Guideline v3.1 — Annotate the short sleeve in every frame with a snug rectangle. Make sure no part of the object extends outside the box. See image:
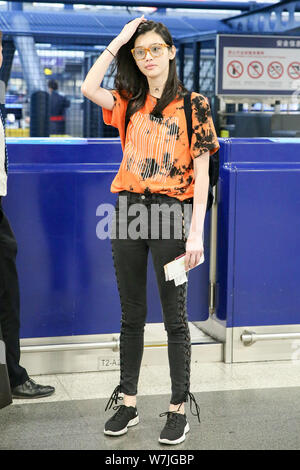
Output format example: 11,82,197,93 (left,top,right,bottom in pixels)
190,93,220,160
102,90,128,150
